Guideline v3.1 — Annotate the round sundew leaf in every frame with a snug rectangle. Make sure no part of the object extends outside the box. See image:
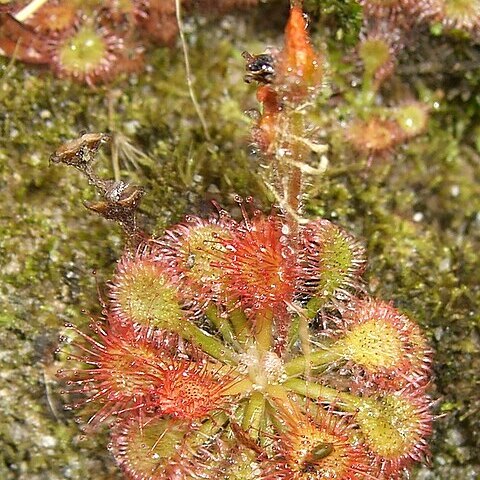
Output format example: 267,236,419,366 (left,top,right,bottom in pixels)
111,416,192,480
359,38,391,76
333,298,432,390
110,256,185,330
59,25,107,74
355,390,433,475
302,219,366,301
